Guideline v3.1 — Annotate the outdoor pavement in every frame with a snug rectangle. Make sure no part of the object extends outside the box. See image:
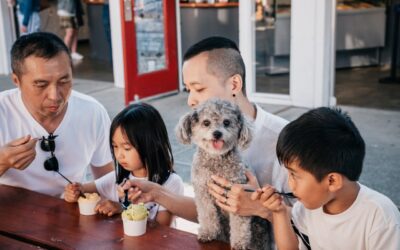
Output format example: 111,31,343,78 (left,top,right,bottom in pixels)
1,75,399,233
